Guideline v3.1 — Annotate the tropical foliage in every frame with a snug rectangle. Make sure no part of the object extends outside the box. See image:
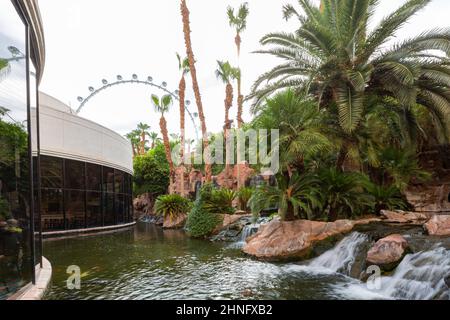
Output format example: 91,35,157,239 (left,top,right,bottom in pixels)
155,194,192,220
133,143,170,197
249,0,450,162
